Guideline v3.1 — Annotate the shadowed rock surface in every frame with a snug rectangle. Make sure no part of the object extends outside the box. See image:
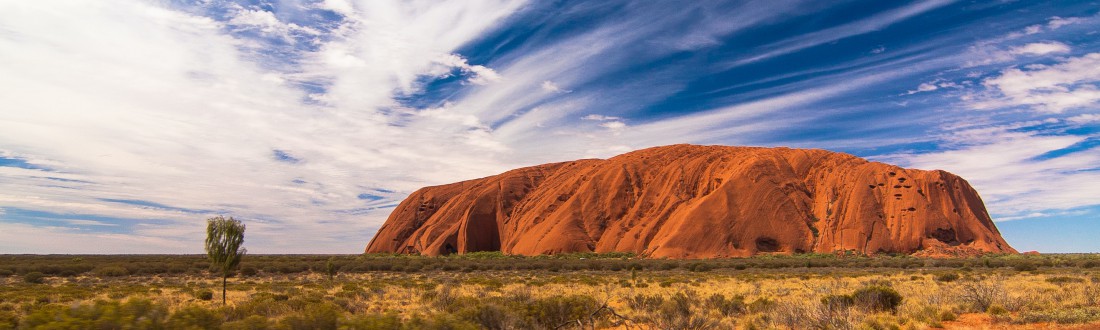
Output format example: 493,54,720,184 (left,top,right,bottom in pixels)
366,144,1015,258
